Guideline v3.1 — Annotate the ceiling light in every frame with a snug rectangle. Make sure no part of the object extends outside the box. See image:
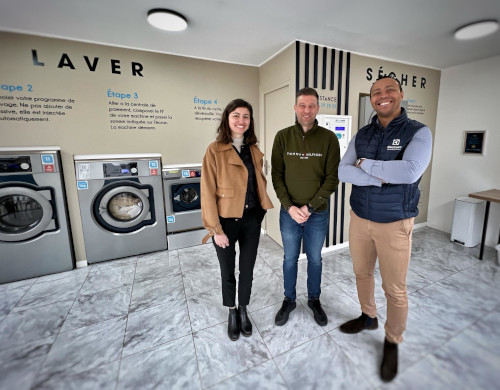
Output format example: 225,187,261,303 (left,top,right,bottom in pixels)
147,9,188,32
454,20,499,40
